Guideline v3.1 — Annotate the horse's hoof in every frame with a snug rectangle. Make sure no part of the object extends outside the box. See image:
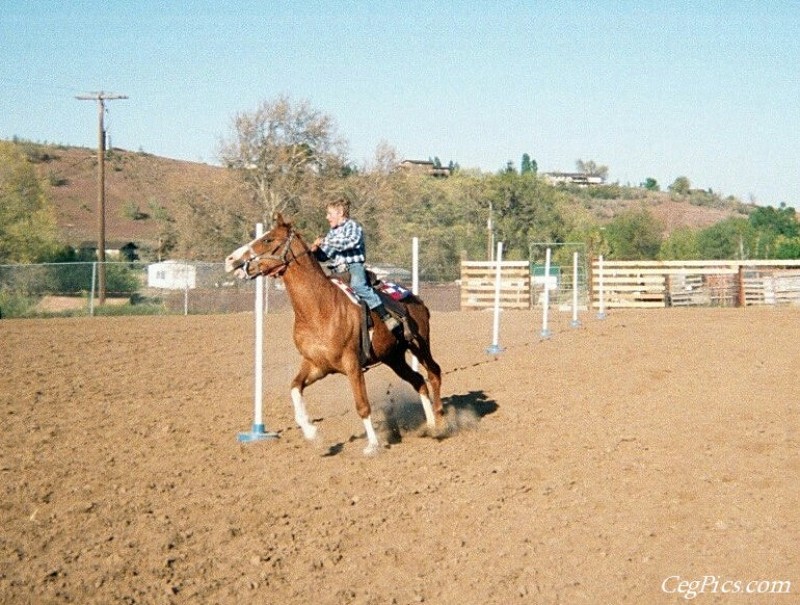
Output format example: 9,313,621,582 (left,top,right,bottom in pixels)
362,442,382,457
301,424,318,441
431,419,449,440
